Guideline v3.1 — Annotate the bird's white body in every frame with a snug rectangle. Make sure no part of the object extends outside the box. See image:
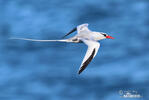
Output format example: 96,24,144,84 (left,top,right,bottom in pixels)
67,24,106,43
11,23,114,74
